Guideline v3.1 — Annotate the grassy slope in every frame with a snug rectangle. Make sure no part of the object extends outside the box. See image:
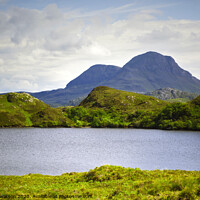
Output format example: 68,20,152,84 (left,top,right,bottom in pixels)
80,86,168,112
1,88,200,130
0,93,70,127
0,165,199,199
76,86,200,130
166,98,189,103
190,95,200,107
